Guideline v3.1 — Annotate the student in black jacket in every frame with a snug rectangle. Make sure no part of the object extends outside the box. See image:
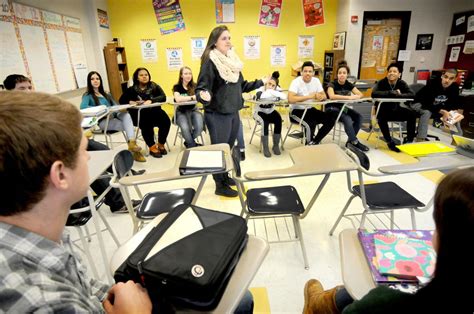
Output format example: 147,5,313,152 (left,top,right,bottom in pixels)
196,25,266,197
371,63,416,152
119,68,170,158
